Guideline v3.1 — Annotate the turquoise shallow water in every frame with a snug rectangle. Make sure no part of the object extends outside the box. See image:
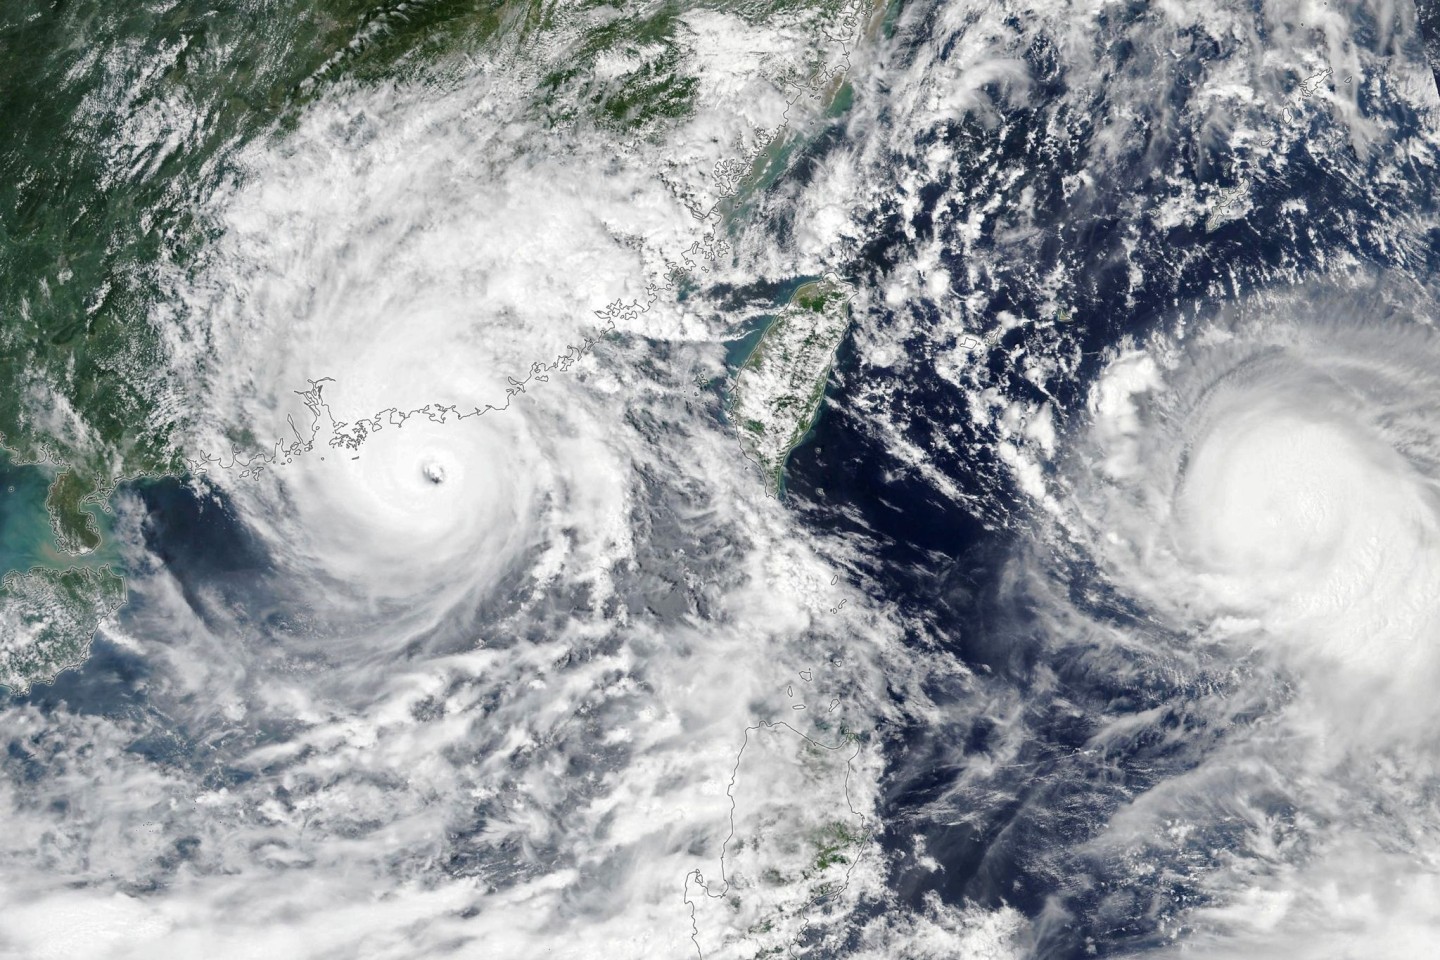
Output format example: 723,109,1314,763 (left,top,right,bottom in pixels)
0,453,120,573
0,0,526,587
721,274,827,369
0,455,59,574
